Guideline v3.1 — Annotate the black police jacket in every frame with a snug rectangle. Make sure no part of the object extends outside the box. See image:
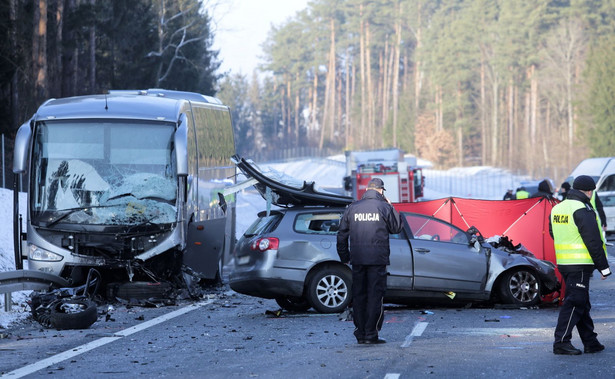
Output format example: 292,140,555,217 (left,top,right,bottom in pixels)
336,189,403,265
